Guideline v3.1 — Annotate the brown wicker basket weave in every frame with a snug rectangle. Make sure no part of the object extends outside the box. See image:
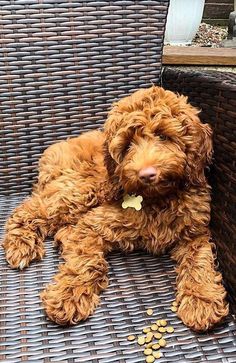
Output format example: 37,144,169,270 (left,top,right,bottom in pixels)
162,67,236,316
1,1,236,362
0,0,168,195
